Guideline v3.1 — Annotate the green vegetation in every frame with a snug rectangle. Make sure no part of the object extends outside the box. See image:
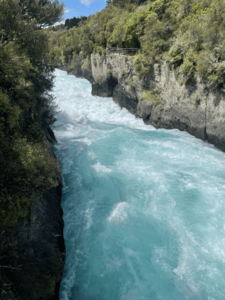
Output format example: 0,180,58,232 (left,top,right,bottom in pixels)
49,0,225,92
0,0,64,299
65,16,87,29
140,90,162,105
126,78,137,93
